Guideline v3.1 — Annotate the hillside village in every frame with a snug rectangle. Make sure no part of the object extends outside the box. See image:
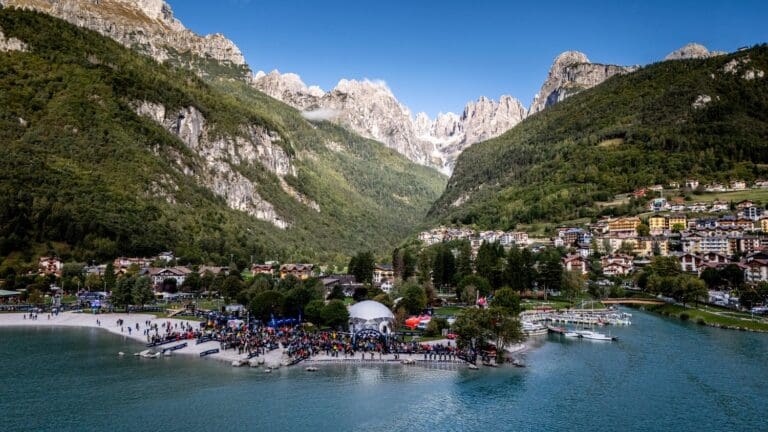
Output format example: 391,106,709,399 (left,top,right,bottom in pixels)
418,182,768,290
